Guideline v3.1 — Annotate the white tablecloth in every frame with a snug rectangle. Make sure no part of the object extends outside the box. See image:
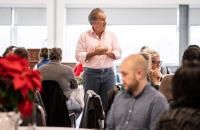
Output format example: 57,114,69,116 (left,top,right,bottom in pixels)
19,126,95,130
